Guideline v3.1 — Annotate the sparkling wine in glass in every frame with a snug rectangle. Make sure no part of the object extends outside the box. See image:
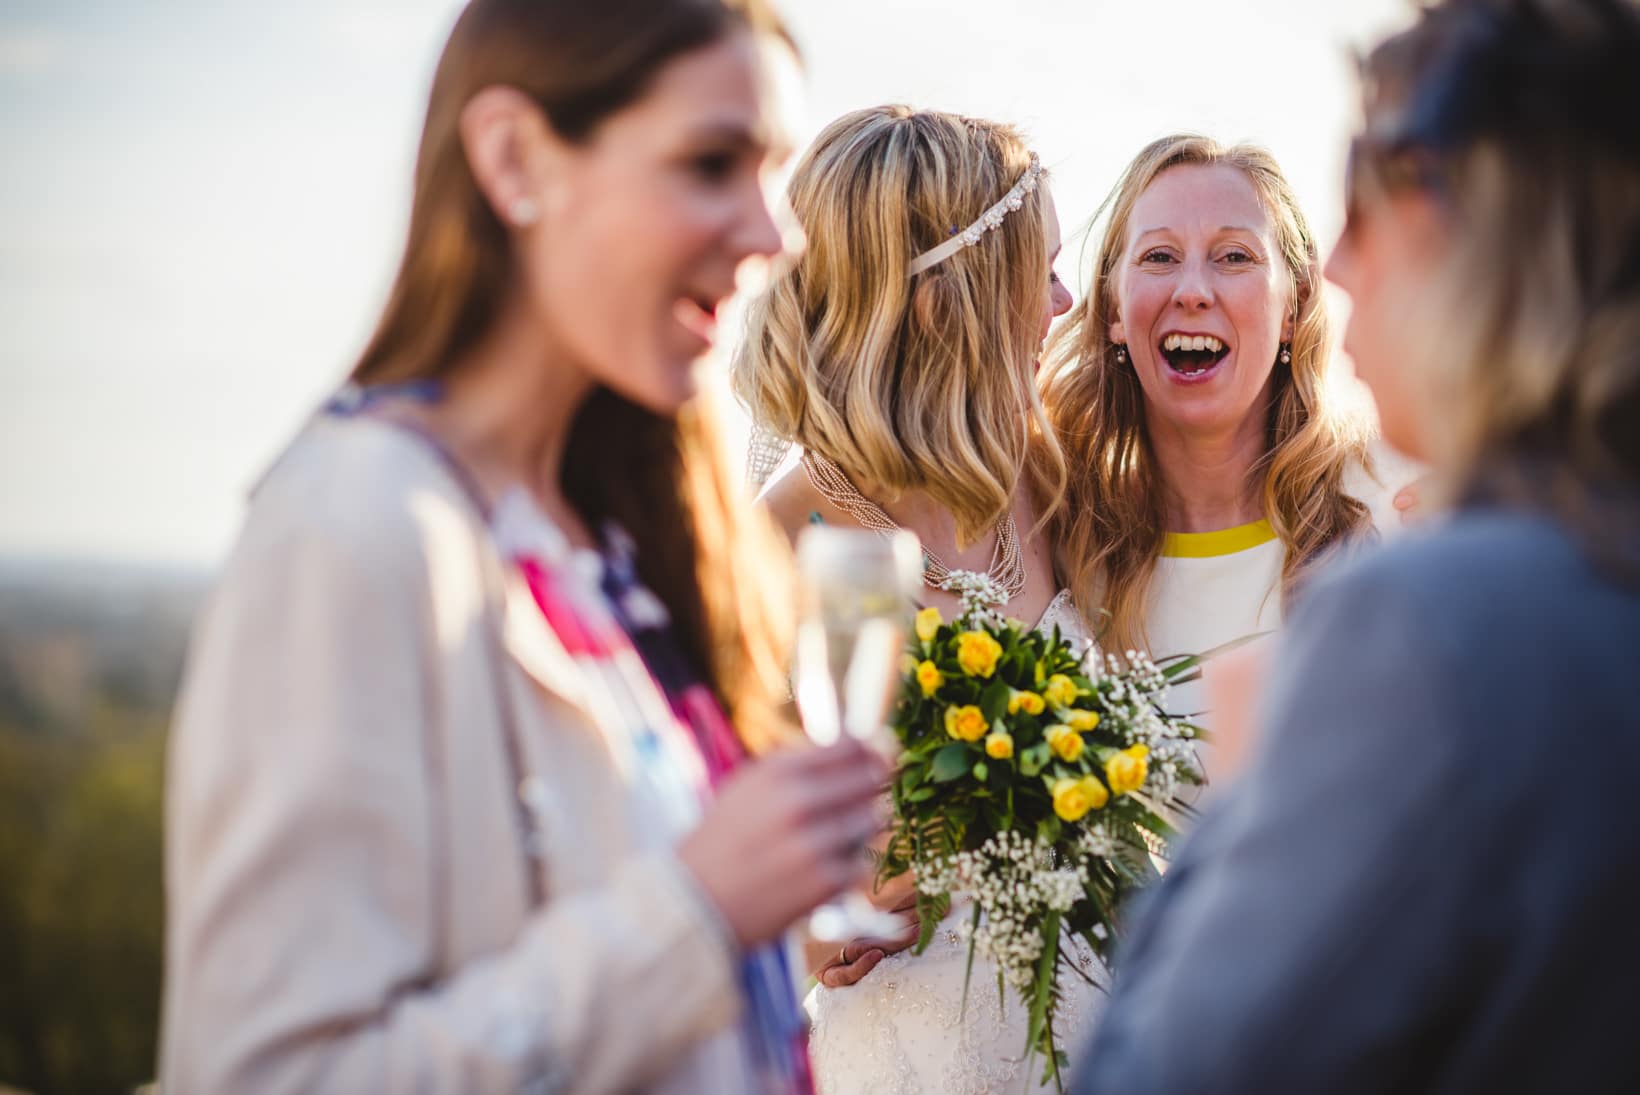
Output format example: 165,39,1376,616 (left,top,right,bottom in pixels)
792,525,923,942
